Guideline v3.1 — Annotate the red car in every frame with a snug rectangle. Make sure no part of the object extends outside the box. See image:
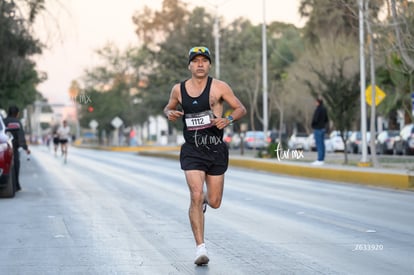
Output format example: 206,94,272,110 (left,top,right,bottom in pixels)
0,117,16,198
